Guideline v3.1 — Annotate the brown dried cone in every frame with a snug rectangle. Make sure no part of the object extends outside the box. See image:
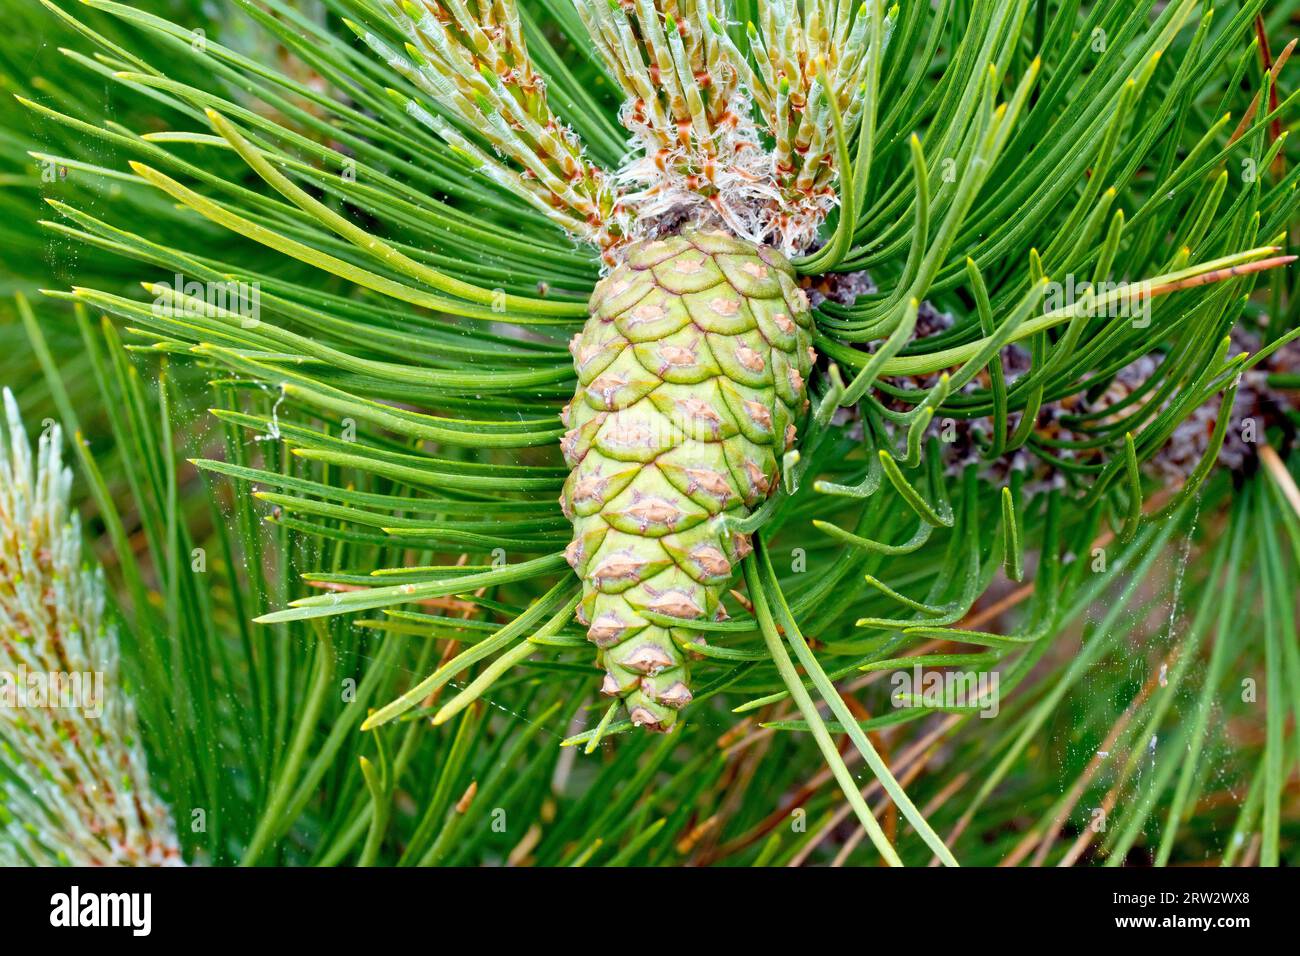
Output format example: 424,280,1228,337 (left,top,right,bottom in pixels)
560,228,815,730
